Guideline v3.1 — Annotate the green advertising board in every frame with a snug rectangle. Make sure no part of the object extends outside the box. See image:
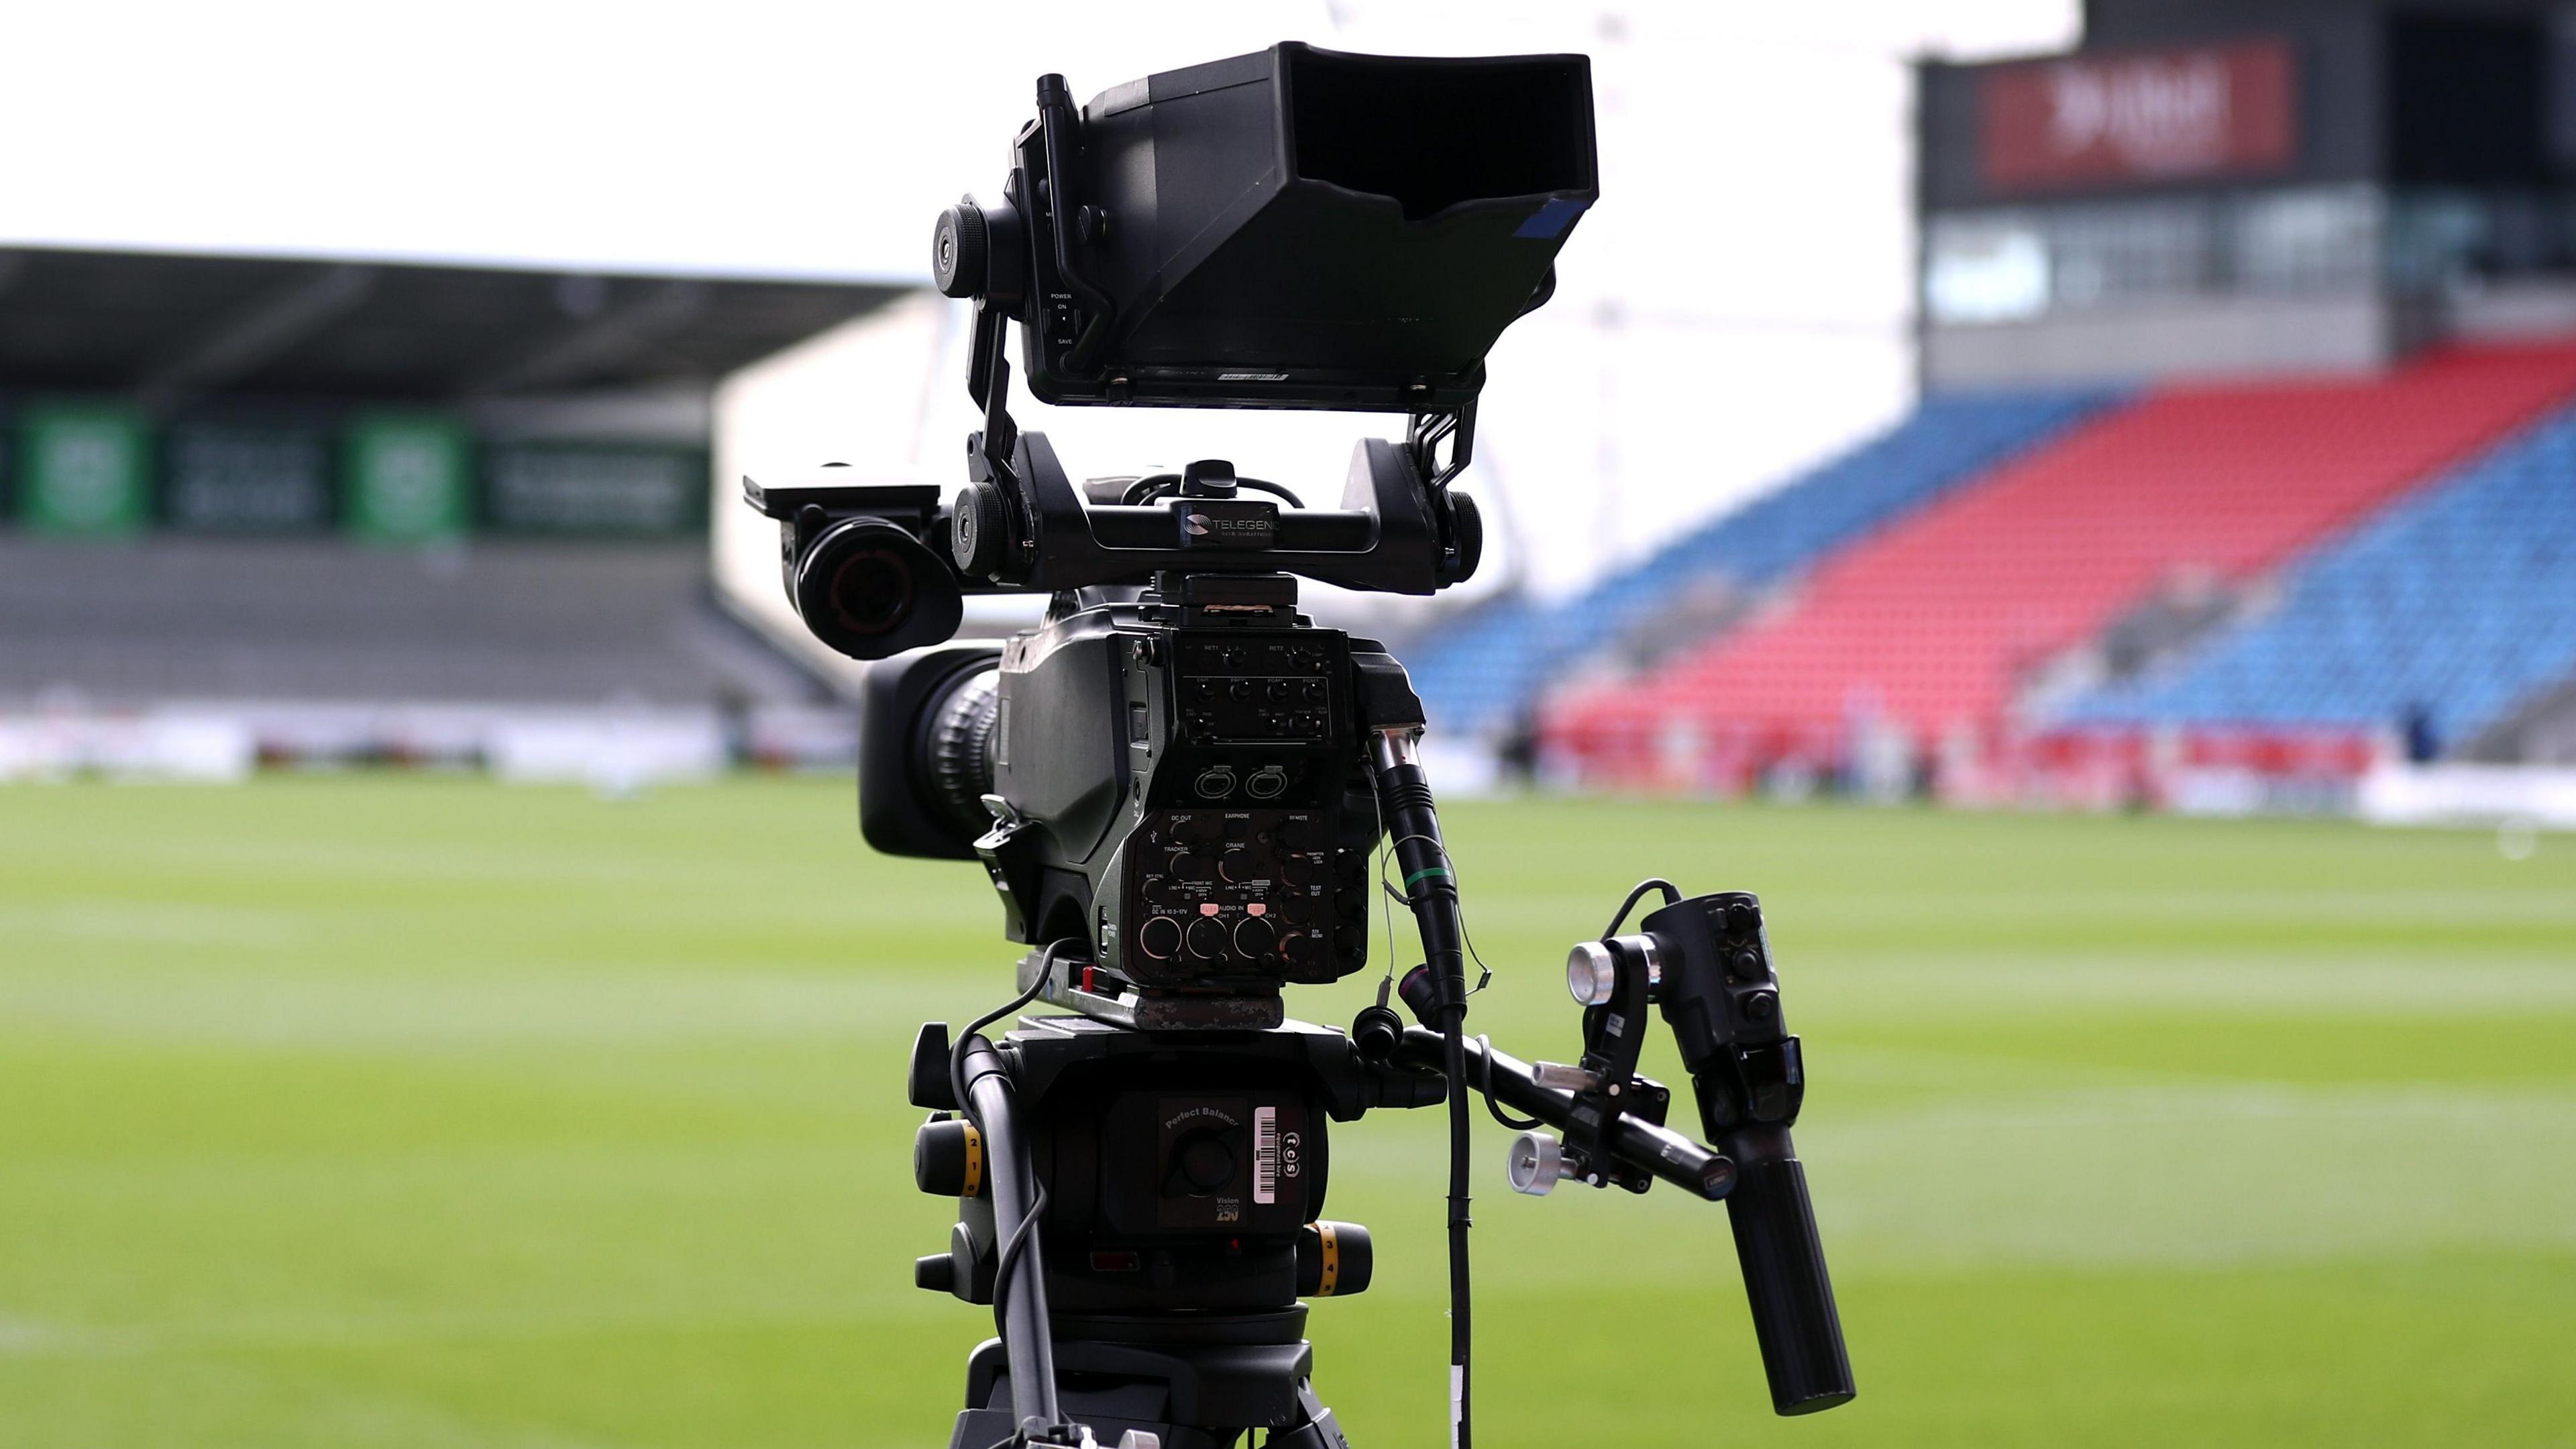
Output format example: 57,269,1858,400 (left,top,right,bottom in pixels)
164,423,333,533
18,402,150,537
482,444,707,536
343,413,470,543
